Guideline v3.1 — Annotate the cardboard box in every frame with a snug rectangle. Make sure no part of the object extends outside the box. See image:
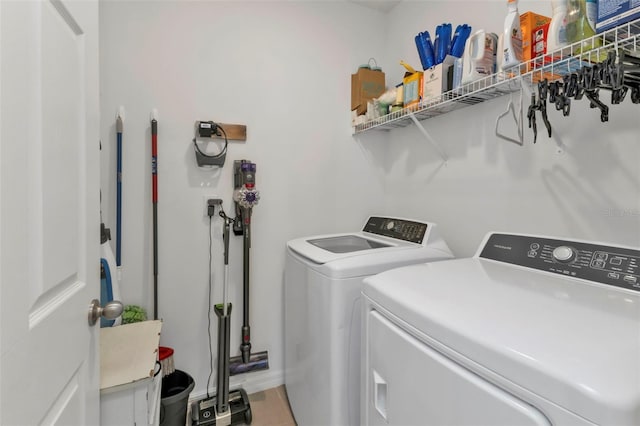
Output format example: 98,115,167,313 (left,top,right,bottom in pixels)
596,0,640,34
403,71,423,107
351,67,385,115
520,11,551,63
422,55,455,102
530,22,563,82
